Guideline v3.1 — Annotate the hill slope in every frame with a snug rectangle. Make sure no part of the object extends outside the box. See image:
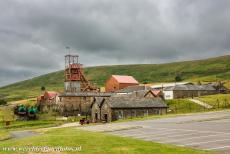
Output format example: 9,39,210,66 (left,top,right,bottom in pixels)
0,55,229,101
